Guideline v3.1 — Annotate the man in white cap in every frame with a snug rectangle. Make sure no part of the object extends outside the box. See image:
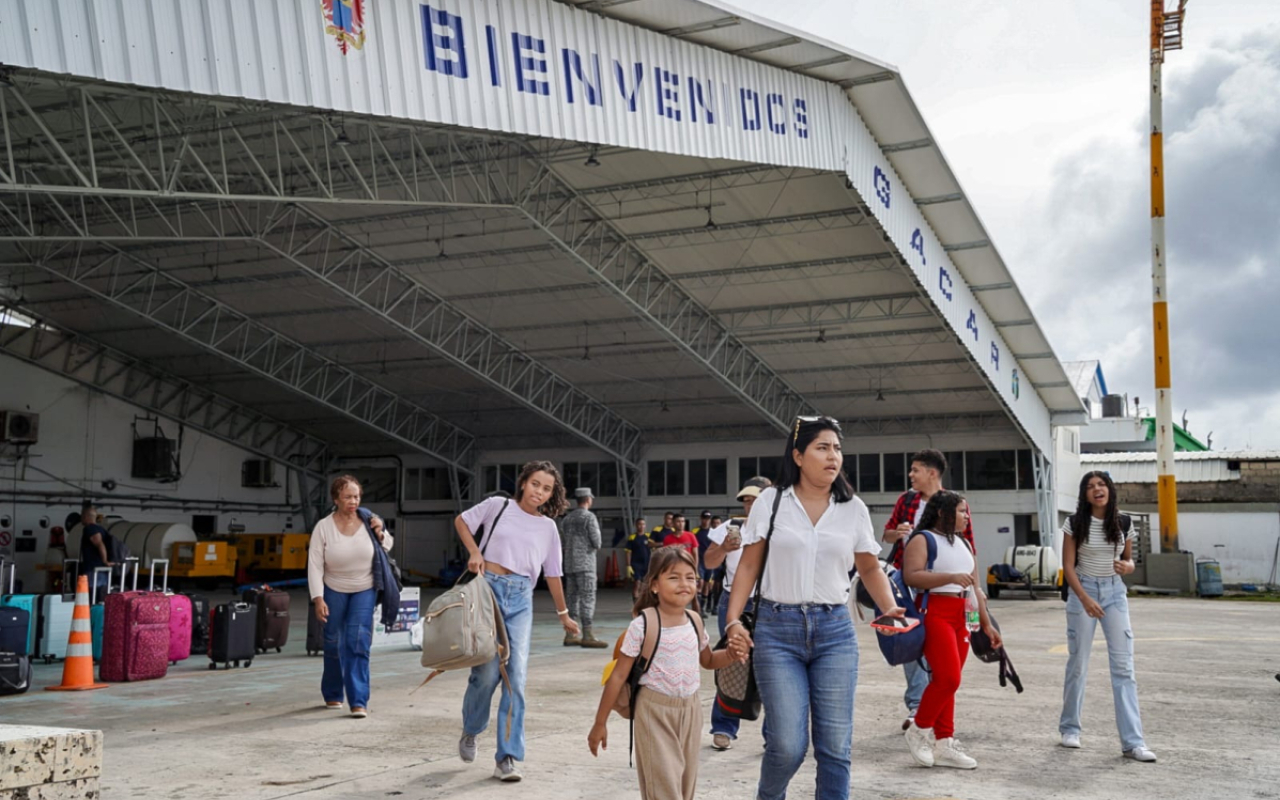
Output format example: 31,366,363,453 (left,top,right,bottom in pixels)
559,487,607,648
